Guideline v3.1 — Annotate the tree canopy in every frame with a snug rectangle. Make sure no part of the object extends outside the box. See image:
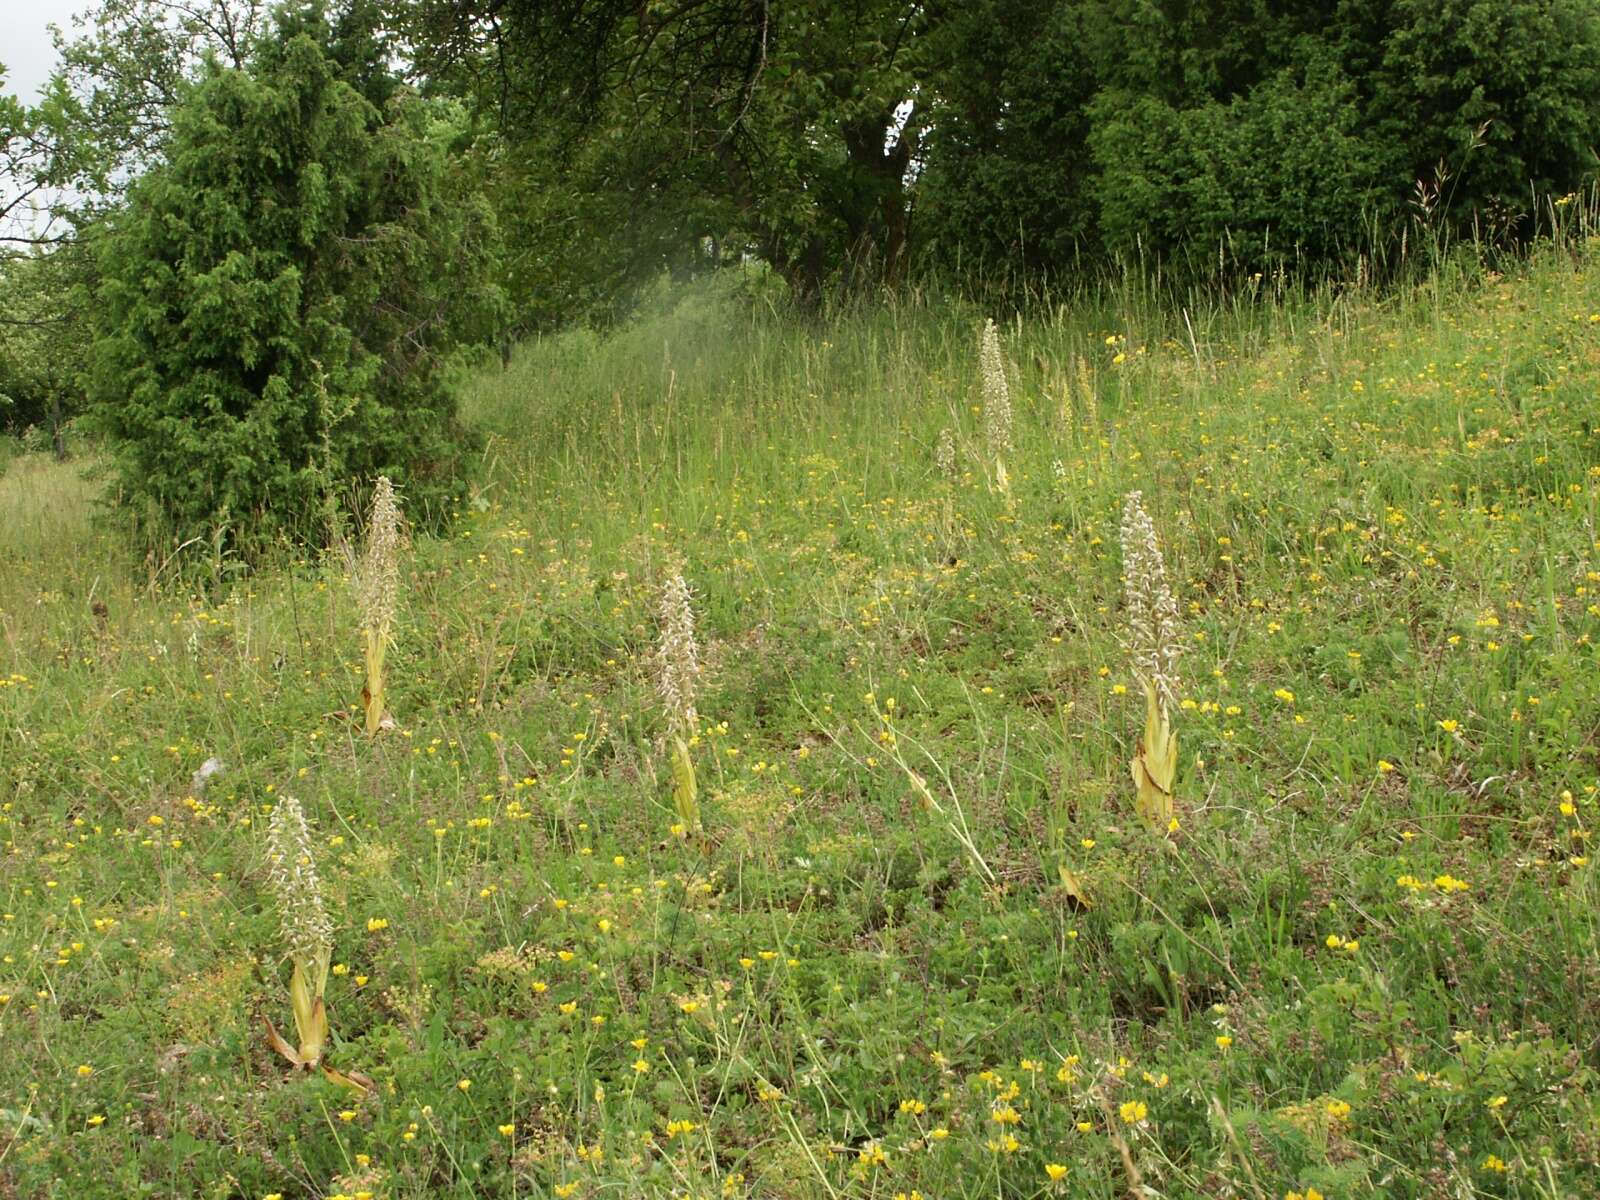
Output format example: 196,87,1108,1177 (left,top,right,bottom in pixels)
12,0,1600,330
406,0,1600,313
